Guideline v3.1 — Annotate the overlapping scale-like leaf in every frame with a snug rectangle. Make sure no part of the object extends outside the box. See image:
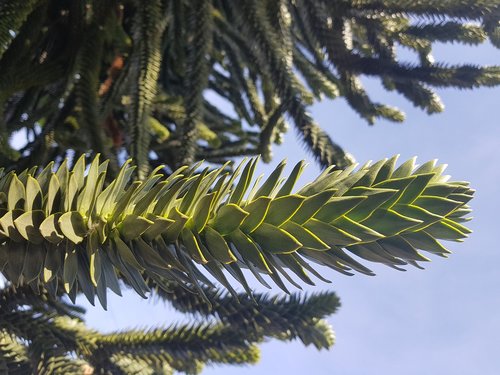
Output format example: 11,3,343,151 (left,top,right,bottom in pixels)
0,155,473,306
